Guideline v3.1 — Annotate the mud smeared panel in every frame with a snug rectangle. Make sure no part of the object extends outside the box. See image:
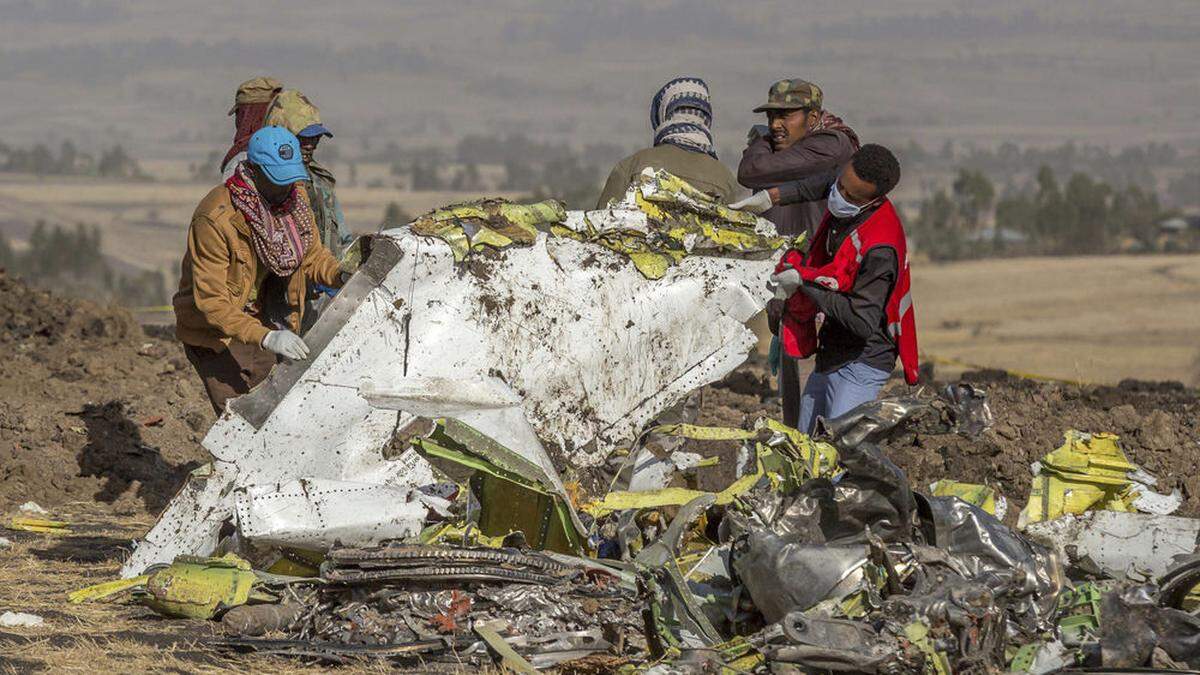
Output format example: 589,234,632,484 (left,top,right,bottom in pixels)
230,239,405,429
